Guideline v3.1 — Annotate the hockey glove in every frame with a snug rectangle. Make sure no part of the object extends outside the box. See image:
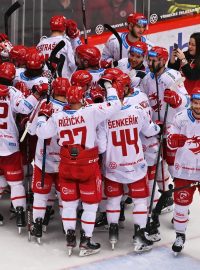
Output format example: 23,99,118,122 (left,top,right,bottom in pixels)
15,81,31,98
32,83,48,99
100,59,112,69
0,85,9,96
38,101,53,118
167,134,187,149
164,89,182,108
98,74,114,89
